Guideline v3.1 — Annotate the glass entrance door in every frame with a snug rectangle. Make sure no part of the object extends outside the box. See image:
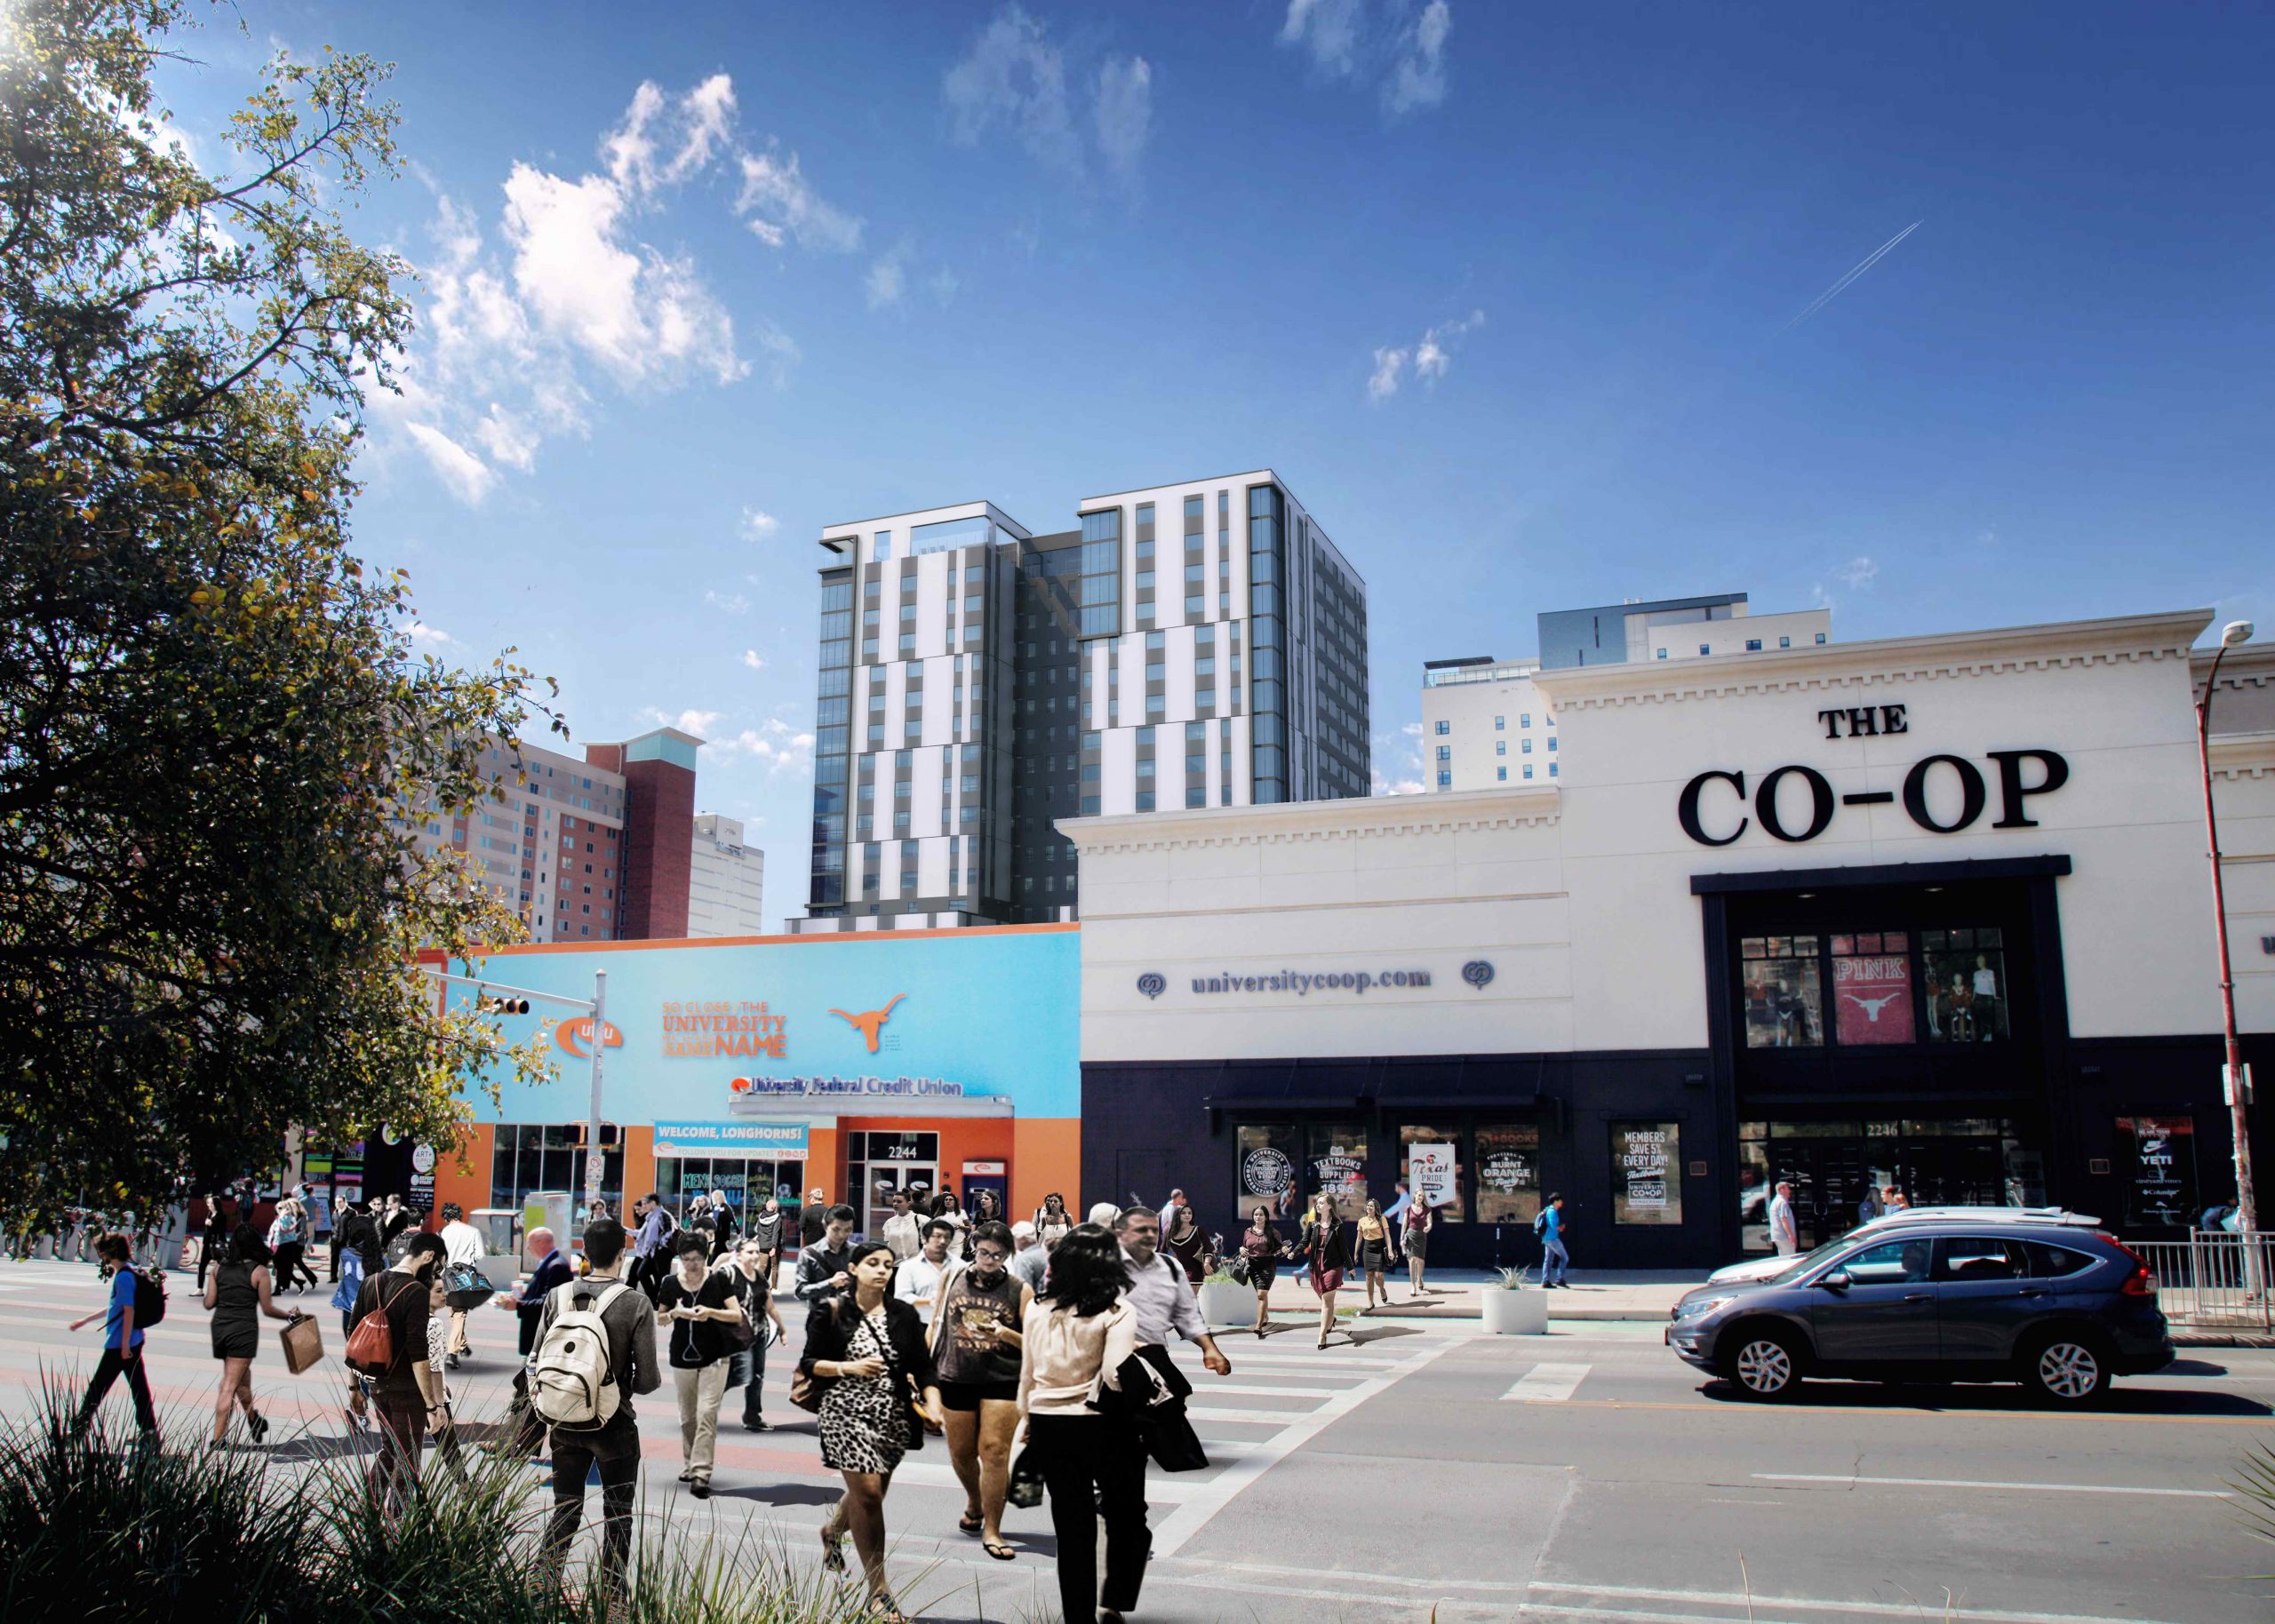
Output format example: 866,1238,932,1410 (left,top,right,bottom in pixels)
1739,1118,2040,1253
